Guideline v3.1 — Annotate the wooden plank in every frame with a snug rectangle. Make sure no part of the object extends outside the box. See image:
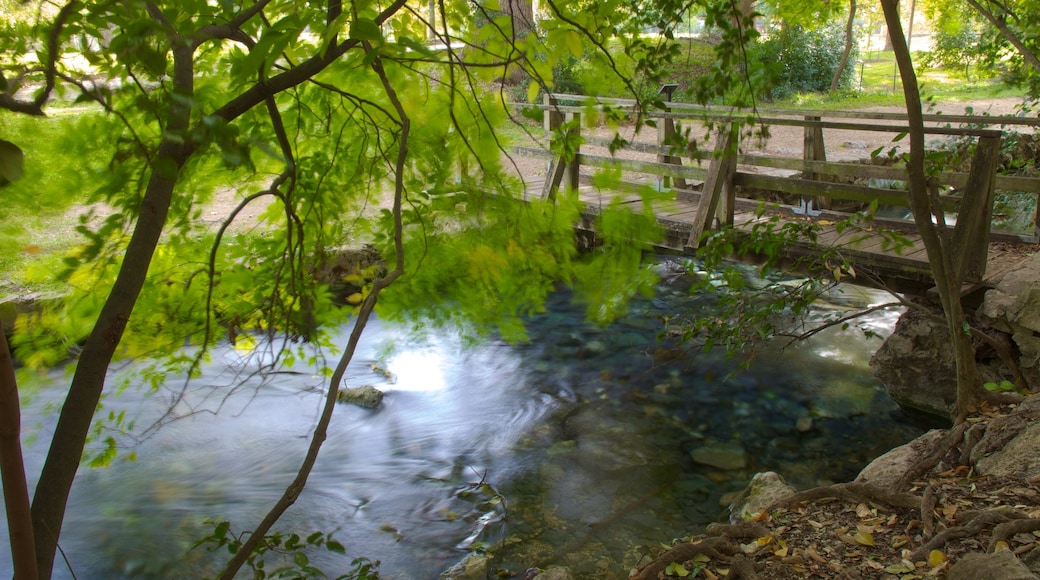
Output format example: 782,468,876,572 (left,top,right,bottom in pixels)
736,173,910,206
576,153,710,181
952,135,1001,282
689,124,737,247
